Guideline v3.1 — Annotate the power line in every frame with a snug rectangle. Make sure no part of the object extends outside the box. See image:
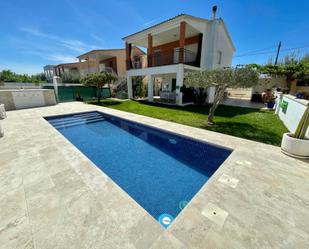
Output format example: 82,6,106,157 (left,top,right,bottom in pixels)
233,49,276,58
233,45,277,57
233,44,309,58
280,44,309,52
